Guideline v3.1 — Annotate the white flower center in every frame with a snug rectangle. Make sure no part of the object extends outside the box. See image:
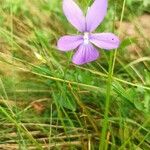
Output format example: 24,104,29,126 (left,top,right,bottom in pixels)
83,32,89,44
